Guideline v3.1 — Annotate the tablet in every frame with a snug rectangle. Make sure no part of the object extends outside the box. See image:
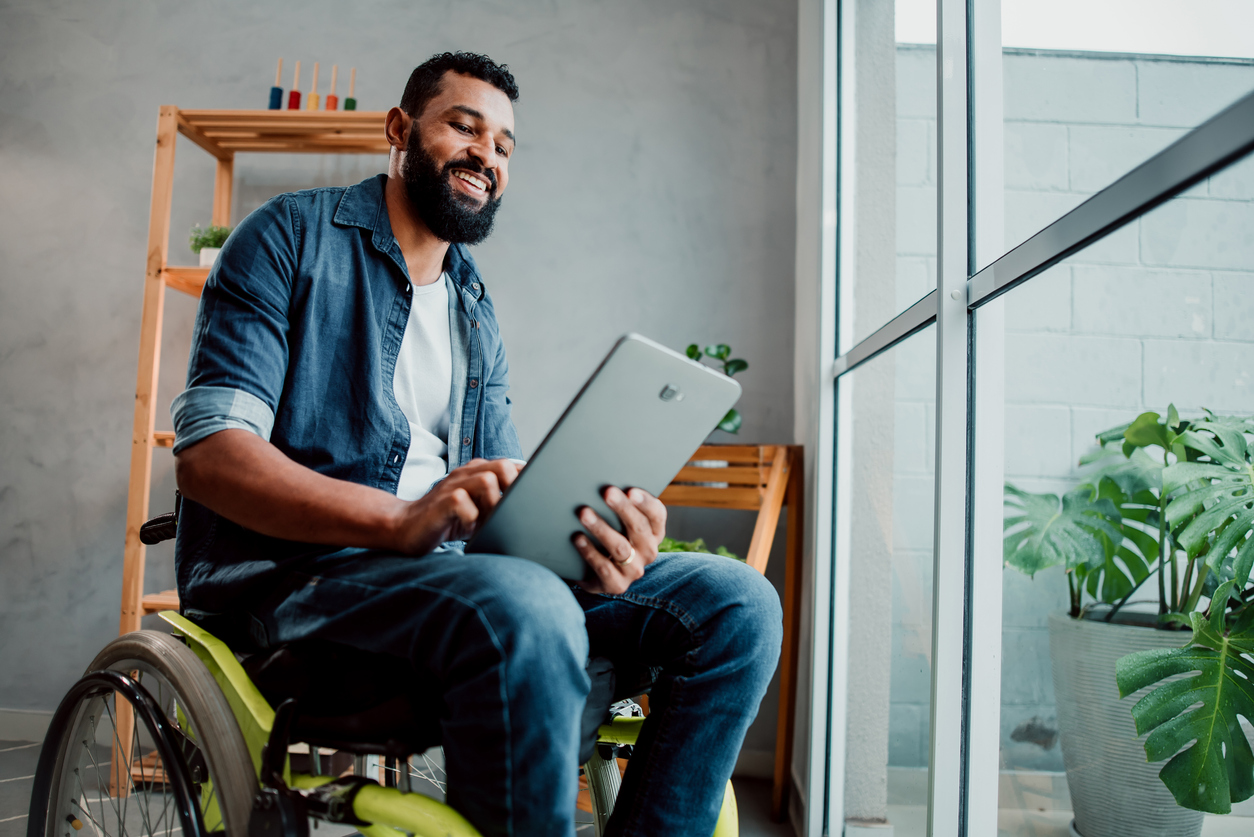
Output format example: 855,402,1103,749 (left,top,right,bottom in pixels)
465,333,742,580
